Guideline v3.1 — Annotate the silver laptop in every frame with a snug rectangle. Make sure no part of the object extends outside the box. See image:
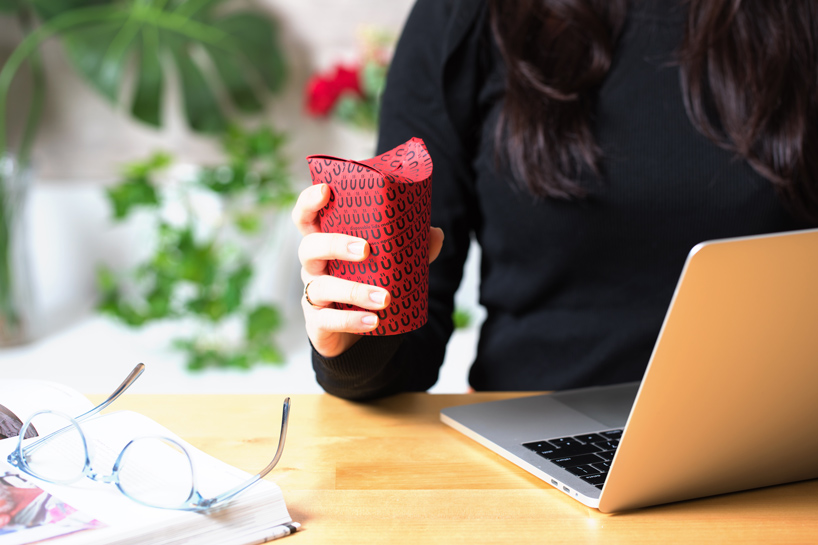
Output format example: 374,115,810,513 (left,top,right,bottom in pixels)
441,228,818,513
